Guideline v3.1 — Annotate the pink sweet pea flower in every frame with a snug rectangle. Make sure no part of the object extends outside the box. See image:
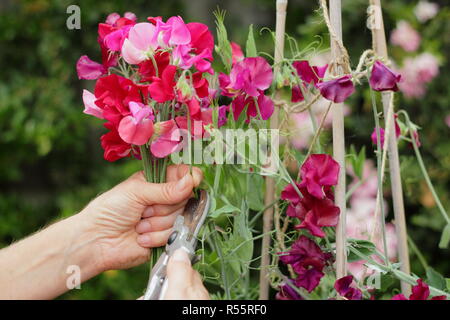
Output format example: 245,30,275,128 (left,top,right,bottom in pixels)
118,102,154,146
220,57,273,97
150,120,182,158
160,16,191,47
121,22,159,65
334,276,363,300
390,21,421,52
82,89,104,119
369,61,401,92
76,55,107,80
299,154,340,199
231,42,244,64
317,75,355,103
